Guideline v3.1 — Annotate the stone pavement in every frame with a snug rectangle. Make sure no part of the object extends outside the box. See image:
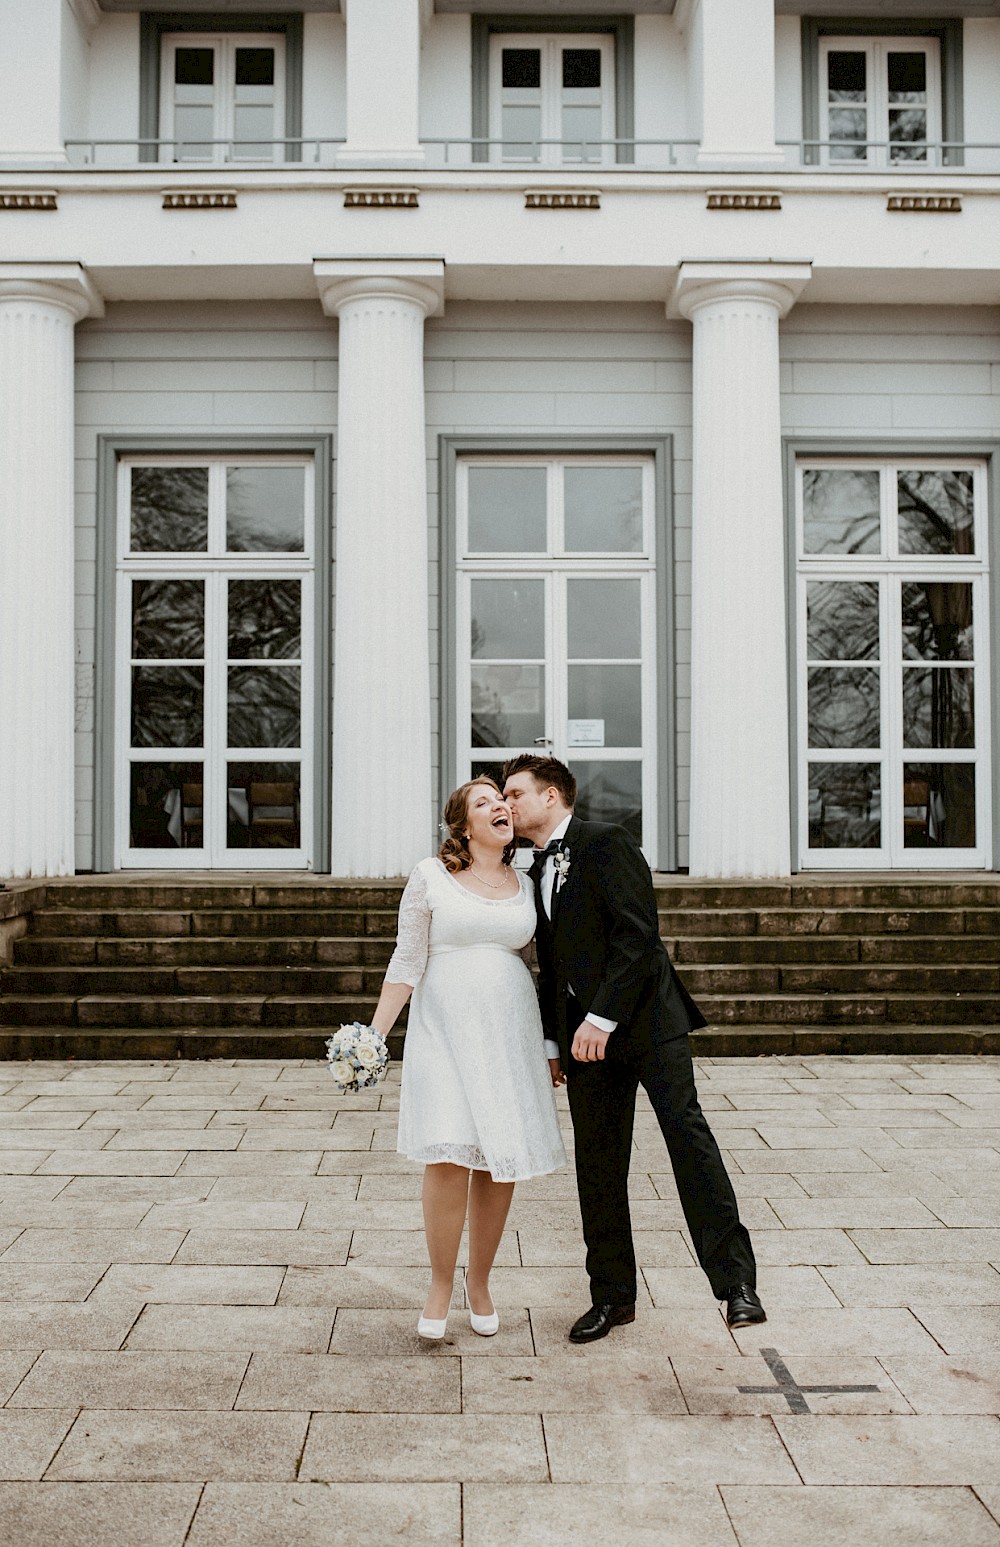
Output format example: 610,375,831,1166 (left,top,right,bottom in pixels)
1,1054,1000,1546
